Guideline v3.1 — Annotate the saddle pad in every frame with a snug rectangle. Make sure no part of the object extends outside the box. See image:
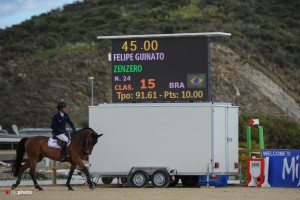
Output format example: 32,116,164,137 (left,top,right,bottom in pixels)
48,137,71,149
48,137,61,149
